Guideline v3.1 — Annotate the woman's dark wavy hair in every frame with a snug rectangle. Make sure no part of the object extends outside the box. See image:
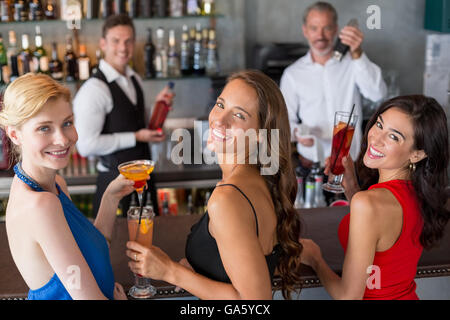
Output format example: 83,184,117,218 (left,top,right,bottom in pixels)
356,95,450,249
227,70,303,299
